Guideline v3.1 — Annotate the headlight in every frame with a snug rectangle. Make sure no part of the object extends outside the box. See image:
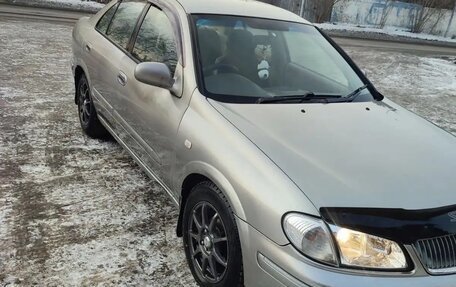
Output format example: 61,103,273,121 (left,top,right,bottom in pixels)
330,225,407,269
283,213,337,266
283,213,408,270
